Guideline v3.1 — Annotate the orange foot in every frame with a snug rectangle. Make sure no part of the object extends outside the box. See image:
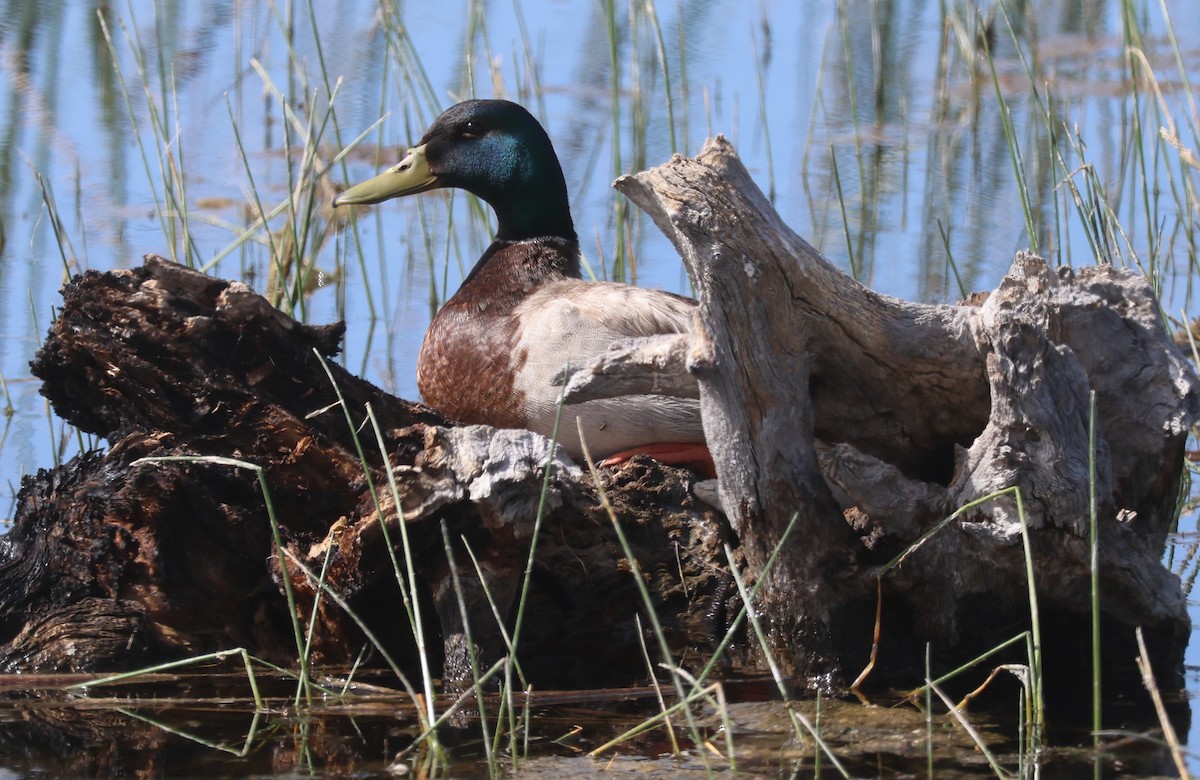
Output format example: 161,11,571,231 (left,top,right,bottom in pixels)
598,443,716,479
